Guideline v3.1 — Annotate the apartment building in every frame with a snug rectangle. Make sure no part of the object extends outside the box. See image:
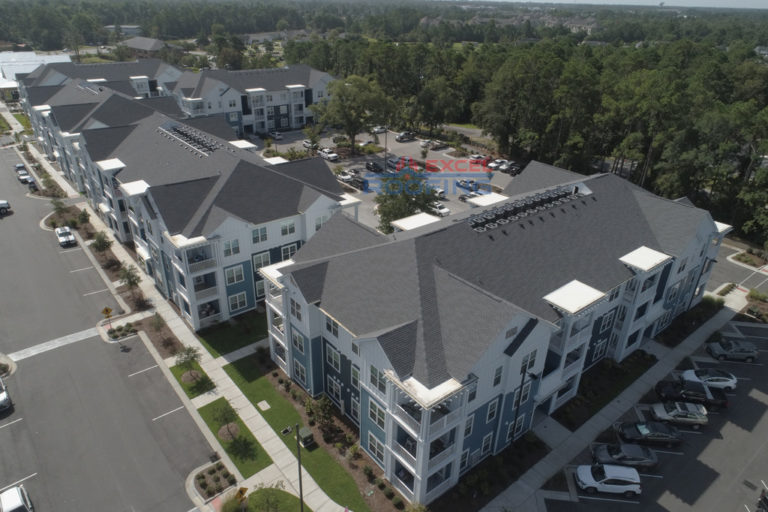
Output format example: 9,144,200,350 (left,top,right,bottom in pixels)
171,64,332,136
260,164,730,504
